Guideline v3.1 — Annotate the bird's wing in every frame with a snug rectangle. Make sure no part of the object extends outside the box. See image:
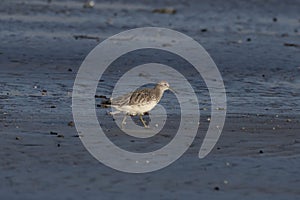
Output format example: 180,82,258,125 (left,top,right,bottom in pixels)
110,92,133,107
129,88,155,106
